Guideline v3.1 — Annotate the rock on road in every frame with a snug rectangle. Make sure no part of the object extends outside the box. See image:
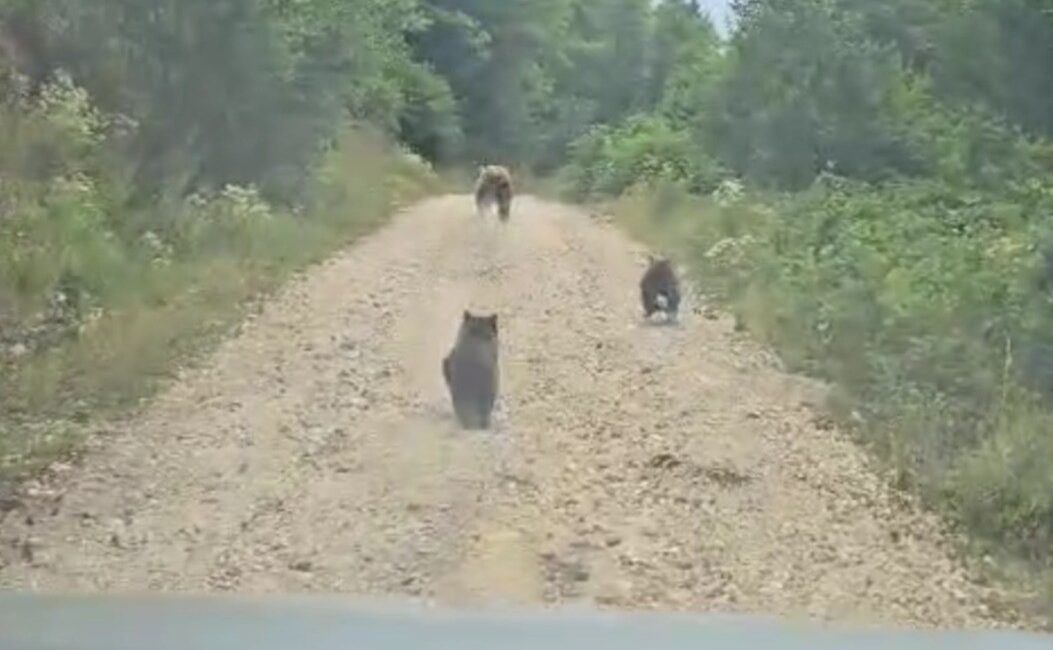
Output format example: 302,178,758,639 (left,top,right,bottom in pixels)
0,196,1027,629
